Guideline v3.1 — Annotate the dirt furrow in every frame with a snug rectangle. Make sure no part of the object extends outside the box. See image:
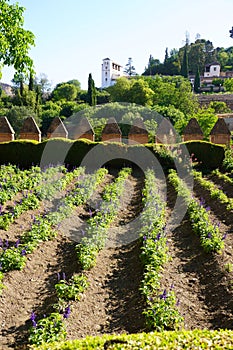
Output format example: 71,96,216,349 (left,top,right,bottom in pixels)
65,175,146,339
160,182,233,330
